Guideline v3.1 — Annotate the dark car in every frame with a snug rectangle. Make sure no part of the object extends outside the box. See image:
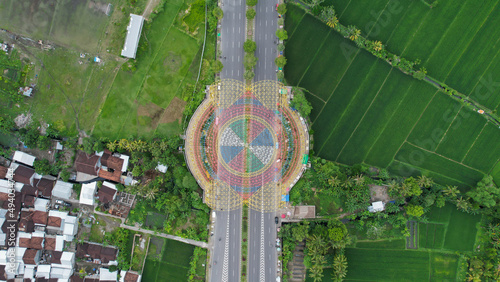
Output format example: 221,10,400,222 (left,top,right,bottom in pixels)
275,217,279,224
